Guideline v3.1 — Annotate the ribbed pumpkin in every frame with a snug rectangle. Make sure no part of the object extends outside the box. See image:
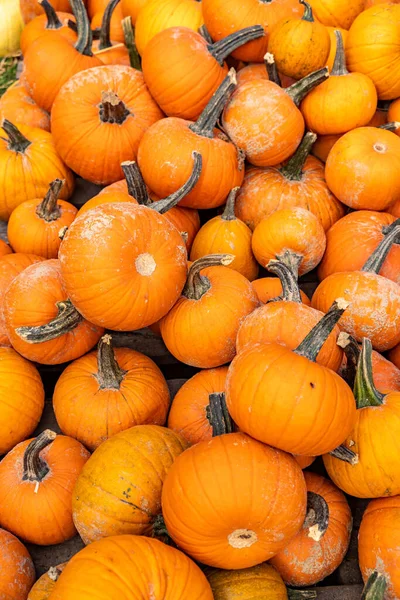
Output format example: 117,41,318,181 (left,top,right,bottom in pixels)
53,334,170,450
207,564,288,600
251,276,311,305
0,121,74,221
312,222,400,351
48,536,214,599
0,528,35,600
0,239,12,257
160,254,259,368
72,424,187,543
121,0,148,22
90,2,124,43
326,26,348,71
236,261,343,372
0,82,51,131
4,259,104,364
227,299,356,456
235,132,345,231
346,4,400,100
91,0,130,65
168,367,229,445
389,344,400,371
20,0,76,54
307,0,364,29
20,0,82,22
162,432,307,569
190,188,258,281
0,430,90,545
28,564,66,600
270,472,352,585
